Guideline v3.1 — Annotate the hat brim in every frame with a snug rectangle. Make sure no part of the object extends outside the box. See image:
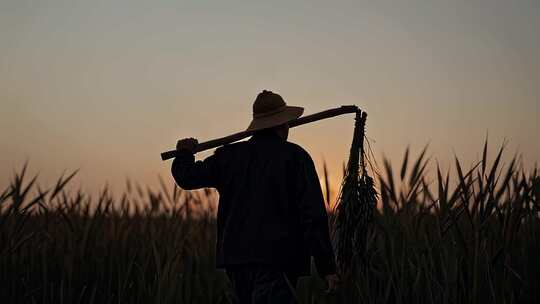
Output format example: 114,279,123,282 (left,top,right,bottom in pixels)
246,106,304,132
